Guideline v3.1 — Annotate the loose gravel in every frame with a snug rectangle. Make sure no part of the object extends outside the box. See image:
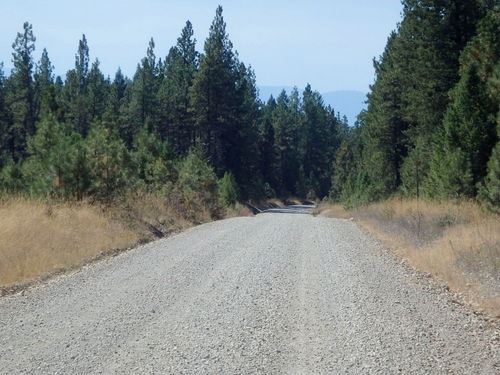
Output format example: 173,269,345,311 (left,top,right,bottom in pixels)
0,210,498,374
